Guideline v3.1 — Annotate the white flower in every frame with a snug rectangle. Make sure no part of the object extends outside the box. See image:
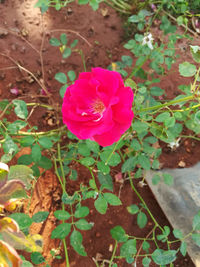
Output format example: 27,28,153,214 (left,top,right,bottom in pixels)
142,33,154,50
